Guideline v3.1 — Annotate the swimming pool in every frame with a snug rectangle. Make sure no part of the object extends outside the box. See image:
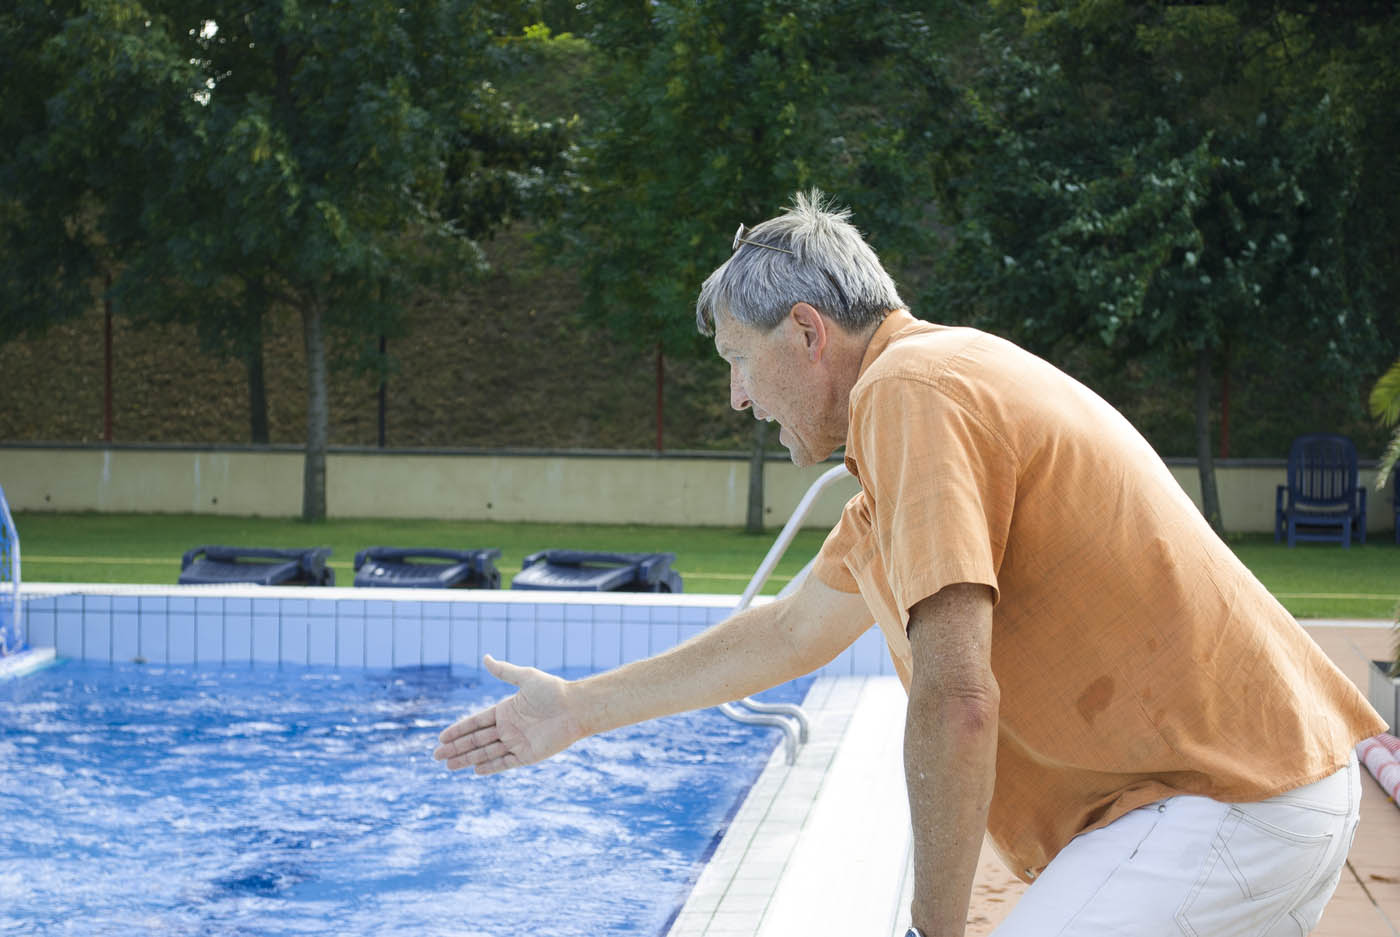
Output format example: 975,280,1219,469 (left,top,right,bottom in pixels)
0,658,812,936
